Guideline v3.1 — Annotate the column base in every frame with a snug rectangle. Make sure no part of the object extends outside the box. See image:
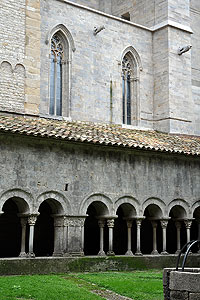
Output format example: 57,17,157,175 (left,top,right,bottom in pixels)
27,252,35,258
161,251,169,255
63,252,70,257
107,251,115,256
151,250,159,255
68,251,84,257
135,251,142,256
175,250,181,254
125,250,134,256
52,252,63,257
19,252,27,258
98,250,106,256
